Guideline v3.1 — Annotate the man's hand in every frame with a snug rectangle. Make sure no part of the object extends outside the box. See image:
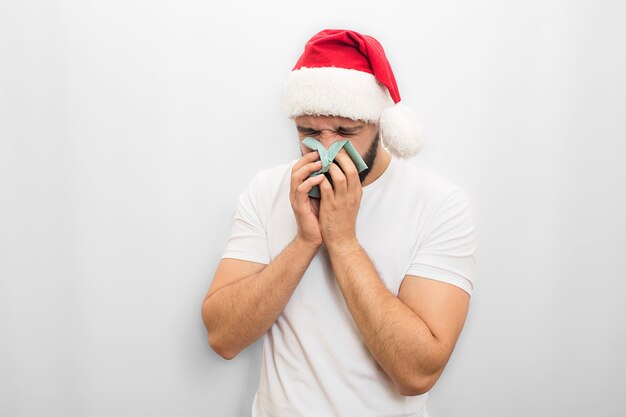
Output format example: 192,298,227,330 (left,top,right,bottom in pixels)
318,148,363,250
290,151,326,248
